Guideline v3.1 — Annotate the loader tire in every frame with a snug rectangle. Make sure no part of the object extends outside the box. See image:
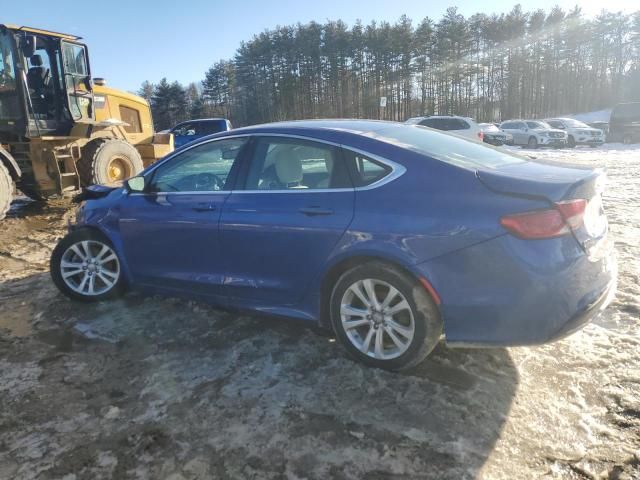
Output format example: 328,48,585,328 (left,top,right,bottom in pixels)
78,139,143,186
0,162,14,220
